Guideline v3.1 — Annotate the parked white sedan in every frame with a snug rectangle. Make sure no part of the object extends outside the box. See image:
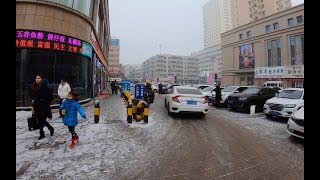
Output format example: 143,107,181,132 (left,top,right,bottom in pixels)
164,86,209,117
287,106,304,139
